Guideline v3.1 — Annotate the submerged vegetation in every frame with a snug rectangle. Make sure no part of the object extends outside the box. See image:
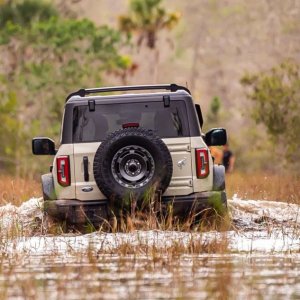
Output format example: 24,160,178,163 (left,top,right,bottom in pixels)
1,240,299,299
